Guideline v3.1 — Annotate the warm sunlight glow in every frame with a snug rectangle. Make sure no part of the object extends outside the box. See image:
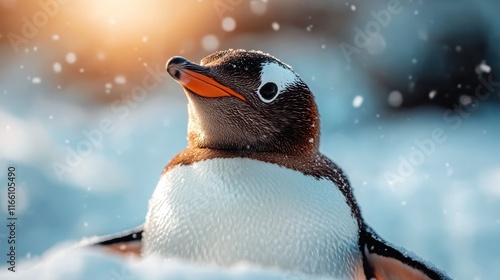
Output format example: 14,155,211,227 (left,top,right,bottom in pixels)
70,0,166,41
